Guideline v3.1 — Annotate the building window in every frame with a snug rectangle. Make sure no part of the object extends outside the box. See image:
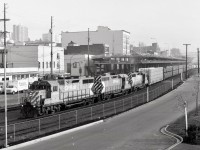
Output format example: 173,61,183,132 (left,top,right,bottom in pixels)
57,62,60,69
46,62,48,68
2,77,9,81
73,62,77,68
17,75,20,80
57,53,60,59
21,75,24,78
